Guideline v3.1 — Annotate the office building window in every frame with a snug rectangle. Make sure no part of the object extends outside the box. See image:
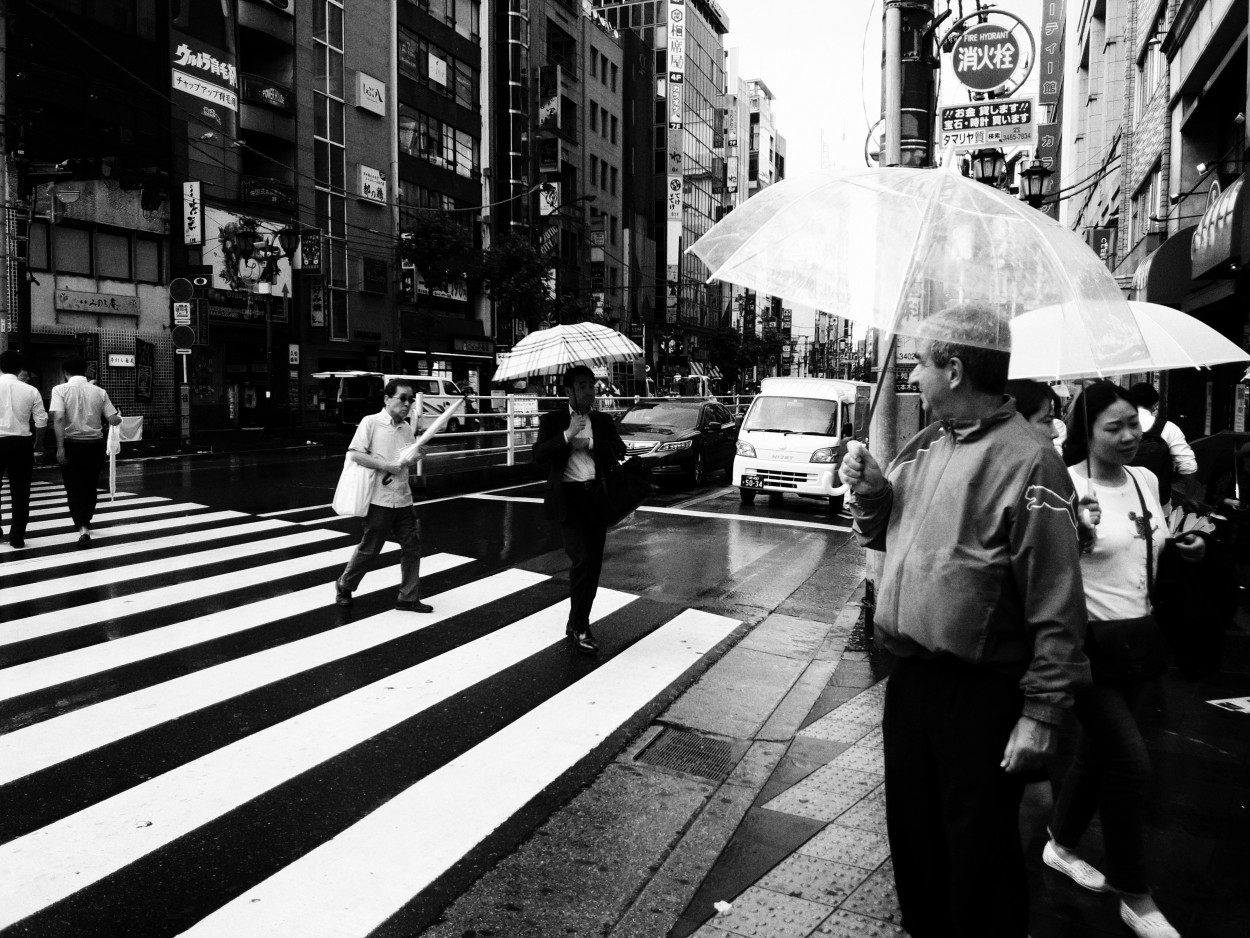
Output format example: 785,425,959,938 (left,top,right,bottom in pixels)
610,115,618,143
315,0,349,340
610,166,618,195
590,155,599,187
